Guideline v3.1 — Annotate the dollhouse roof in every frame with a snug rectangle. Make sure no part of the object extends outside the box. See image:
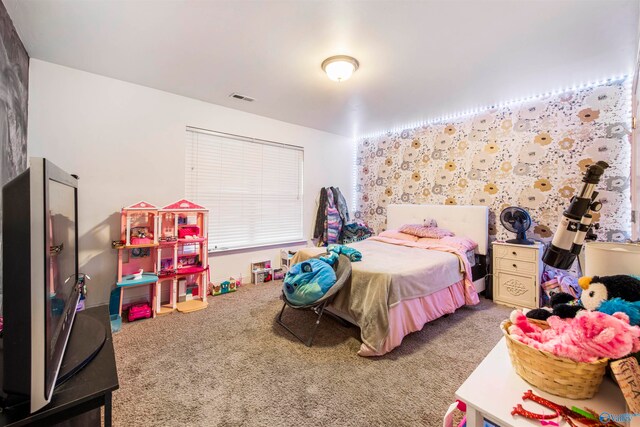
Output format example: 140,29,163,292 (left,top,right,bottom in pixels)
162,199,207,211
123,201,158,210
